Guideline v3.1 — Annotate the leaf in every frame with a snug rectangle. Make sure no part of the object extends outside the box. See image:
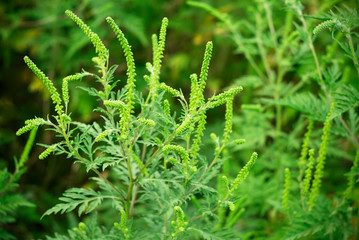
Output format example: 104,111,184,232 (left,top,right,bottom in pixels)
330,84,359,120
282,196,347,240
42,188,104,218
188,227,237,240
268,92,329,121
